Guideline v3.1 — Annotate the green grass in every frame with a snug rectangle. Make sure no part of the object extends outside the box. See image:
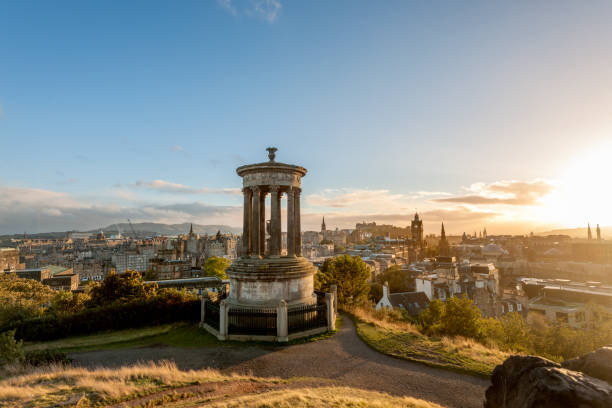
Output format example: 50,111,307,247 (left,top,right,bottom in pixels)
23,323,224,353
347,313,506,378
24,317,342,353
